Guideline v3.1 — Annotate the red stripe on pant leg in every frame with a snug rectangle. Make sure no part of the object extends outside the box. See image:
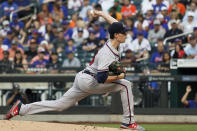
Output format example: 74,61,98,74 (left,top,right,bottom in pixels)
112,82,132,124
